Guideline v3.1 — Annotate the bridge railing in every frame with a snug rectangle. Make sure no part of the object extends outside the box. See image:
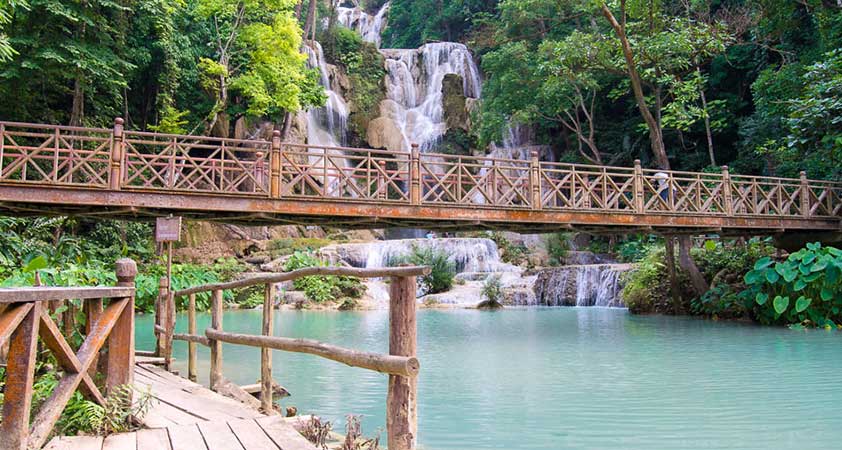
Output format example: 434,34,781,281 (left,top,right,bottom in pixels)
155,265,429,450
0,259,137,450
2,119,841,219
